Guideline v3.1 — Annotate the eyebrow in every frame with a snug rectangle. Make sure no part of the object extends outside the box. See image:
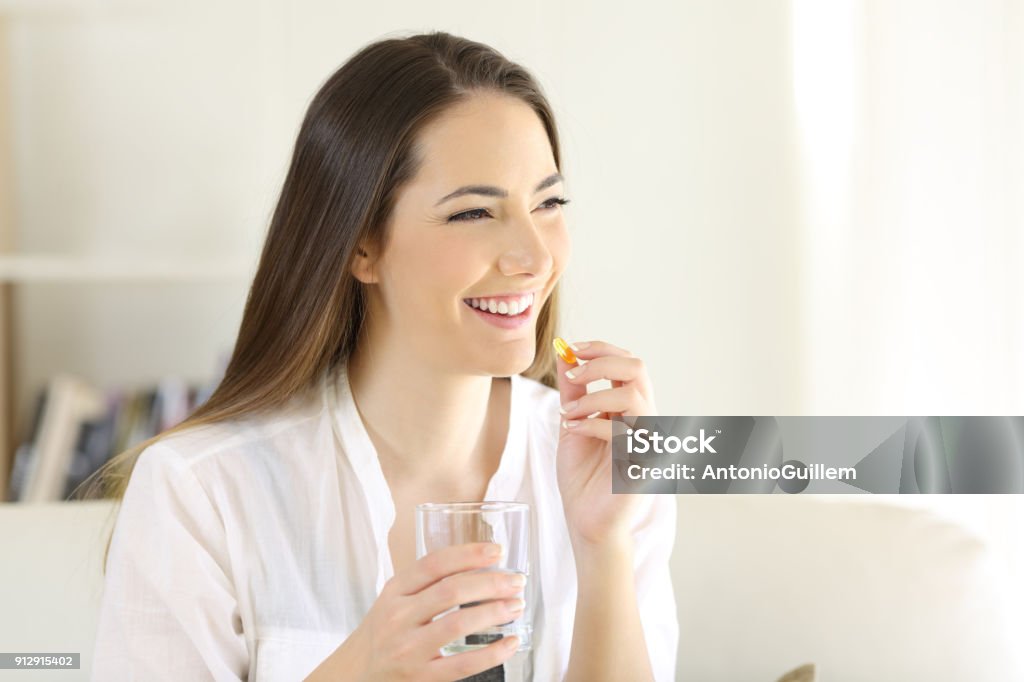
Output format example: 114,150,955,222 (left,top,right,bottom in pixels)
434,172,564,206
